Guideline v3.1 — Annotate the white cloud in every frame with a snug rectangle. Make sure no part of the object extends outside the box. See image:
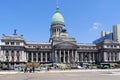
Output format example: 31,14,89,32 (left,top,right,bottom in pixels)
89,22,101,31
93,22,100,29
